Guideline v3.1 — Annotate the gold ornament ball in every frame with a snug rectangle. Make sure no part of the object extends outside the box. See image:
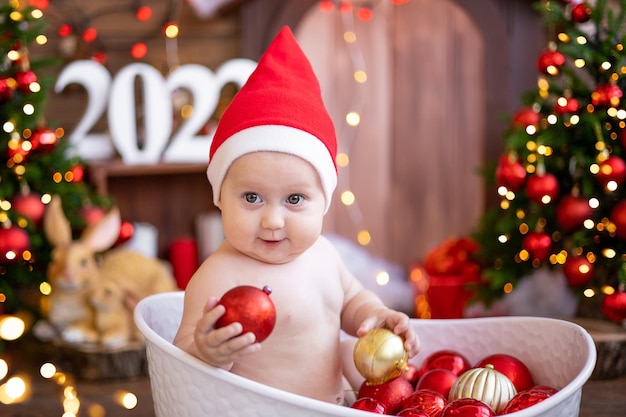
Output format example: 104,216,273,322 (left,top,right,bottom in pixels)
353,328,408,385
449,364,517,413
